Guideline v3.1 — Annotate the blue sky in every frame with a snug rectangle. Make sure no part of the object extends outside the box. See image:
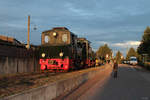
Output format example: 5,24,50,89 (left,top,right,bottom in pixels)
0,0,150,56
